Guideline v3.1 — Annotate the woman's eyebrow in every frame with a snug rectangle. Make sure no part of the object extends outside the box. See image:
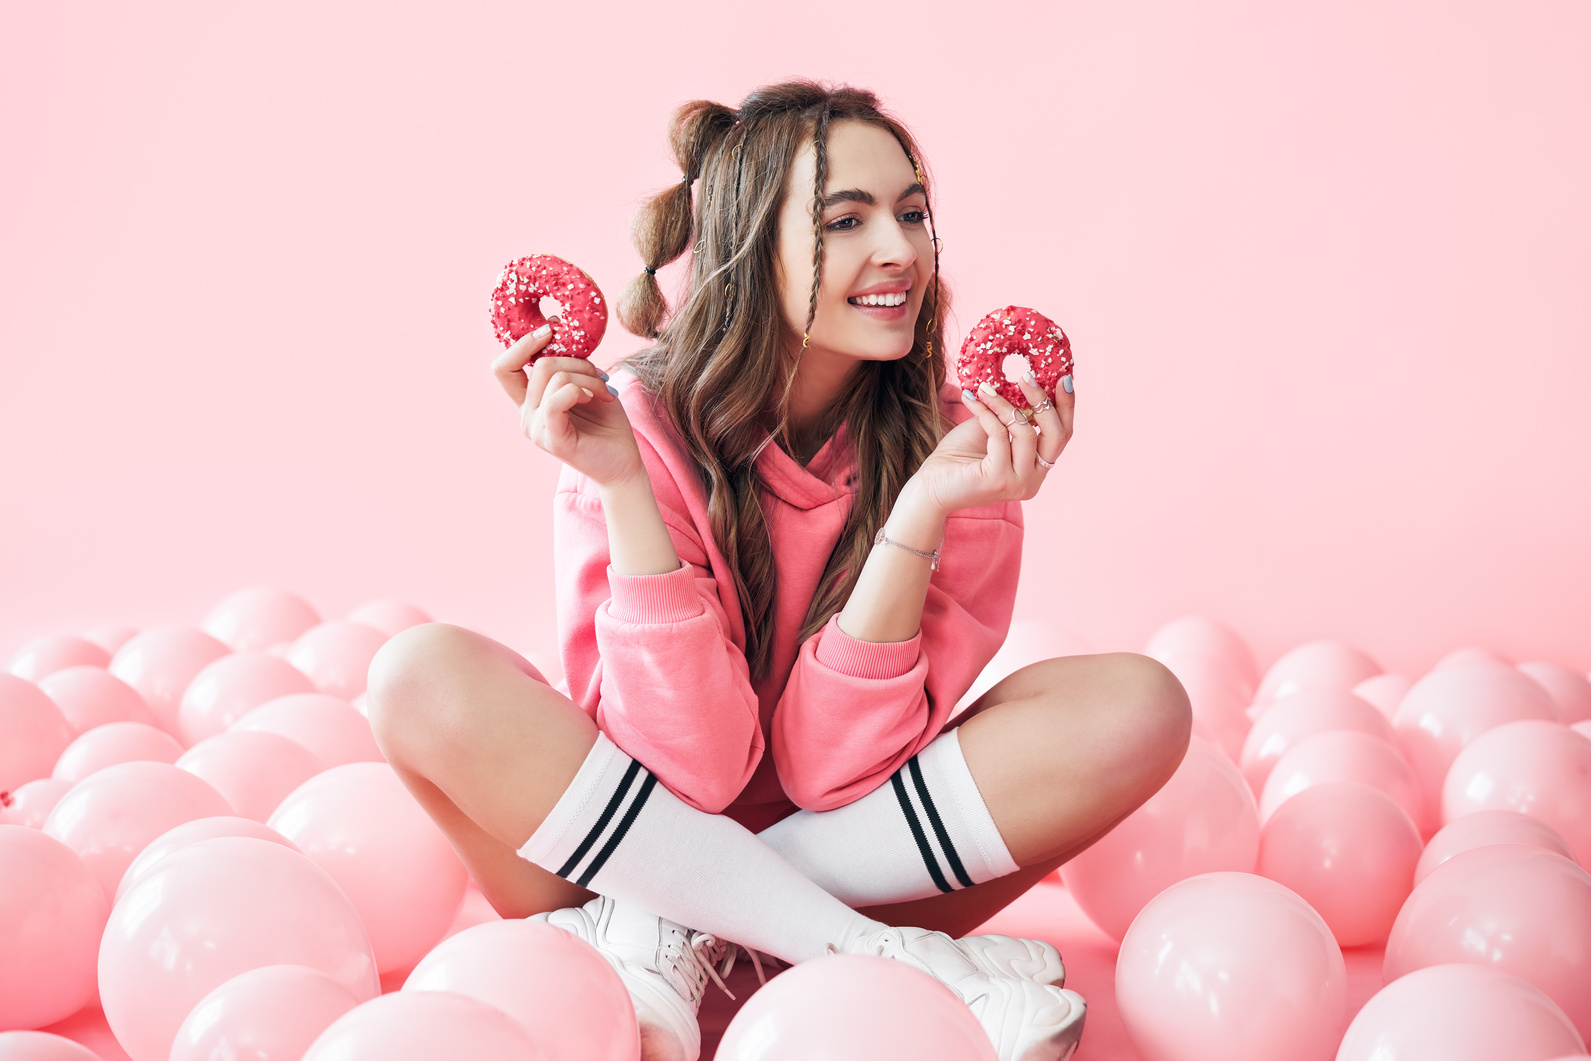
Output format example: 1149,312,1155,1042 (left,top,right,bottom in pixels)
821,182,927,210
